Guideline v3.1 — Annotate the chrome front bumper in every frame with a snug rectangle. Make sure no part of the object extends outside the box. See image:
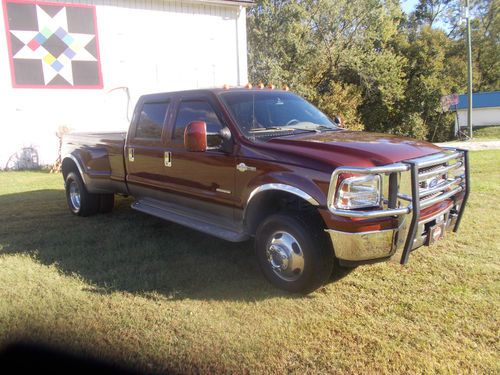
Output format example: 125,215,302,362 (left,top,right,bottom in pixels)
325,148,470,264
326,202,461,262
